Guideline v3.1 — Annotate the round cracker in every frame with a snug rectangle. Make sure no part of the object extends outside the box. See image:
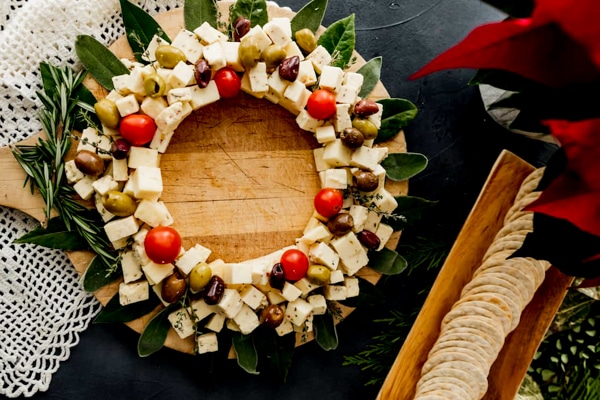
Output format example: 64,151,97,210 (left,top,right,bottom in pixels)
422,360,488,398
483,239,526,261
416,375,479,400
463,273,529,309
448,299,512,335
427,346,491,375
477,270,535,305
442,301,510,336
423,349,488,376
433,332,497,361
441,315,505,350
416,382,473,400
474,262,537,296
460,284,522,327
455,292,521,332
